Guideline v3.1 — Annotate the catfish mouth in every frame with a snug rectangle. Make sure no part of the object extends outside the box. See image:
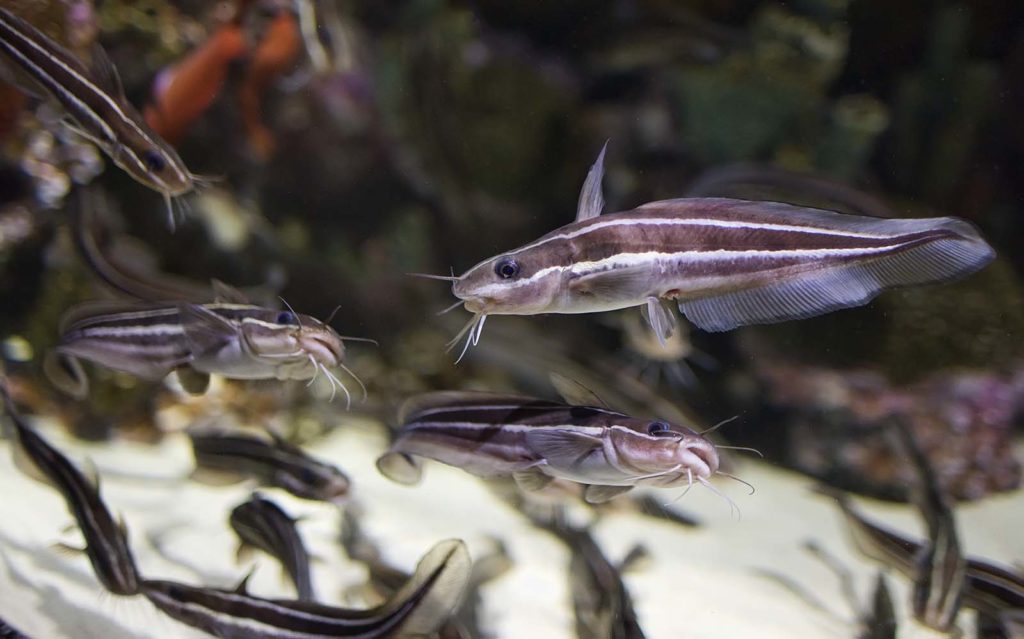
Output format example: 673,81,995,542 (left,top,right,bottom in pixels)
460,297,491,314
299,332,344,367
682,441,719,475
